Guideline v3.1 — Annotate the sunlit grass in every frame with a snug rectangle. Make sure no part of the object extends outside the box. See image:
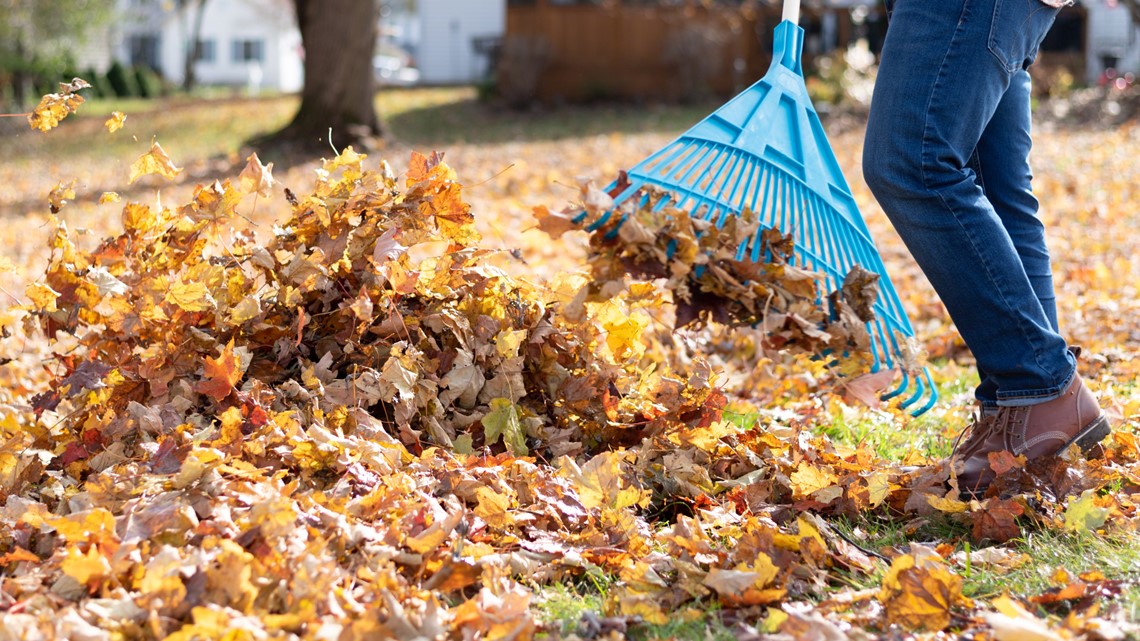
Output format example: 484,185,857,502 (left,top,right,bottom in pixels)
831,514,1140,610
